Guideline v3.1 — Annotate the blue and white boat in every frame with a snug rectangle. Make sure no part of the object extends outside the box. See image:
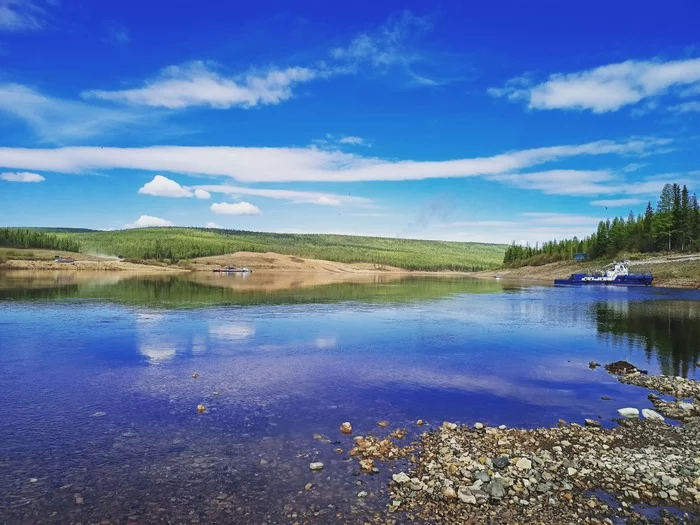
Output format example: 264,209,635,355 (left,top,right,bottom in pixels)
554,260,652,287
